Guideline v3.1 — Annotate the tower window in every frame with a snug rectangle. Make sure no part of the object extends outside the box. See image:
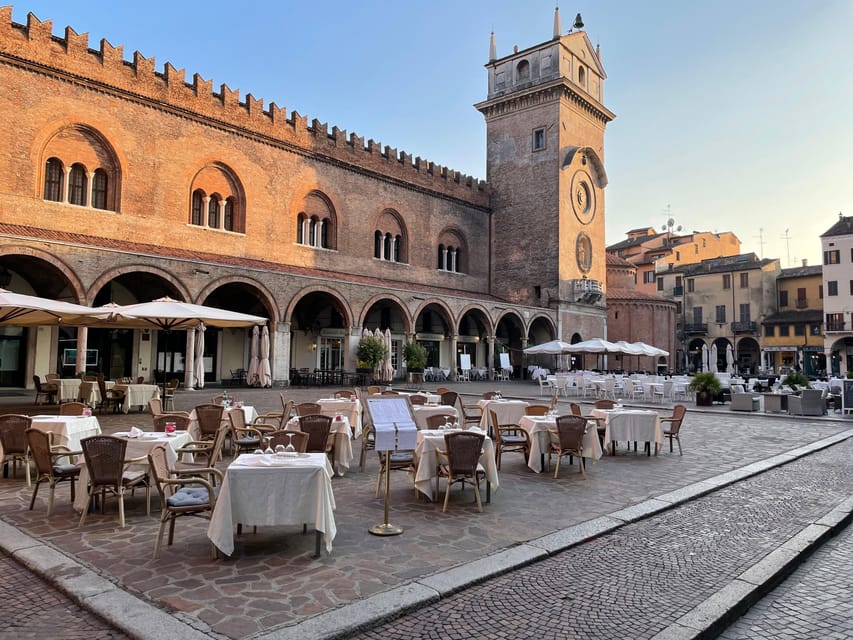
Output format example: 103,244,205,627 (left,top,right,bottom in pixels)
578,66,586,87
533,128,545,151
516,59,530,82
44,158,64,202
